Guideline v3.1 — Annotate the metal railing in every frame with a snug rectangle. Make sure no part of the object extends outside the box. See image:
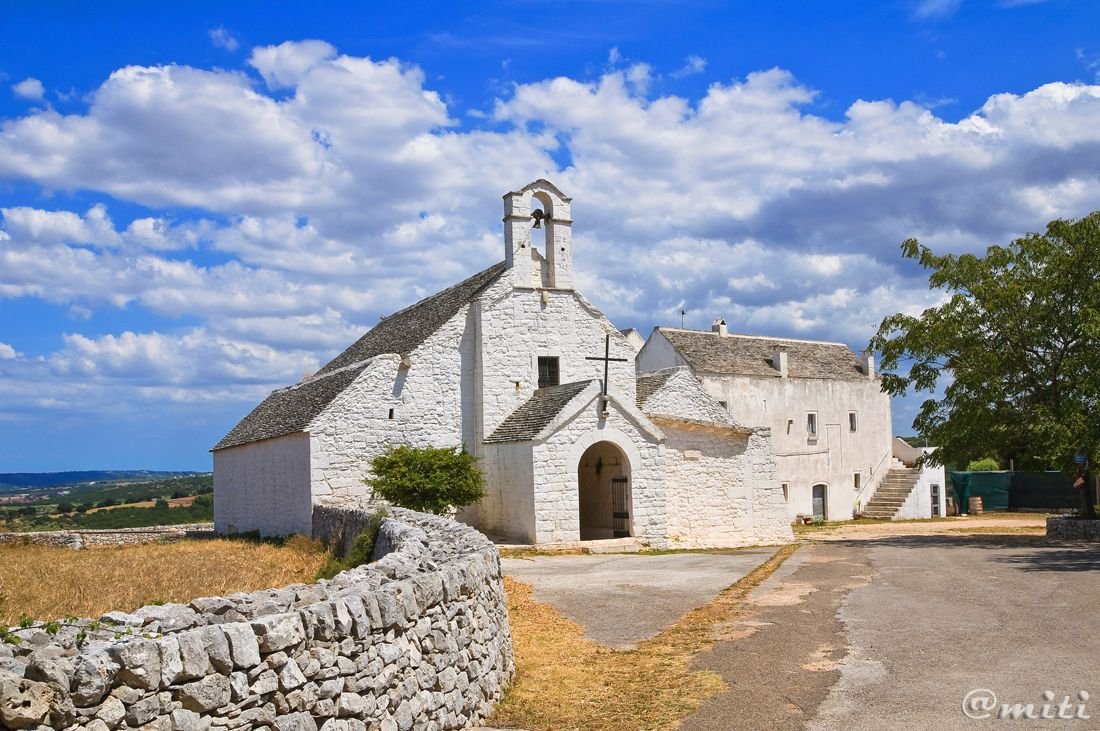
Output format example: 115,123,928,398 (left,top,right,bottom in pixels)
856,447,895,509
